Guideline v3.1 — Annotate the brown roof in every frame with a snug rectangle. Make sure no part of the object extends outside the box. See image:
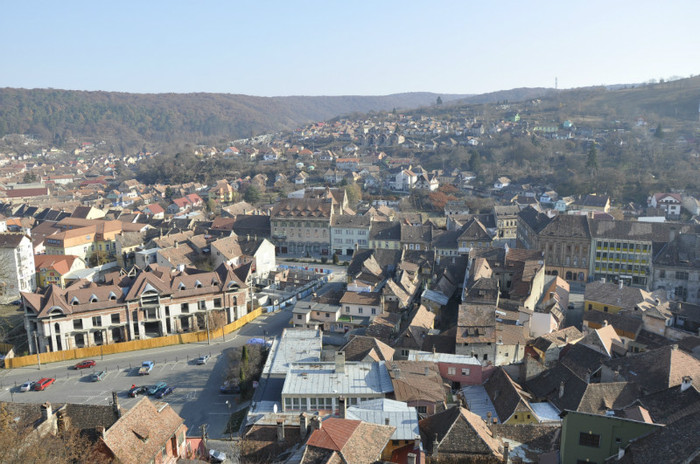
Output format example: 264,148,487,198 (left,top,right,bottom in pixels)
304,419,394,464
339,291,381,306
388,361,447,404
101,397,184,464
341,335,395,362
419,406,502,458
